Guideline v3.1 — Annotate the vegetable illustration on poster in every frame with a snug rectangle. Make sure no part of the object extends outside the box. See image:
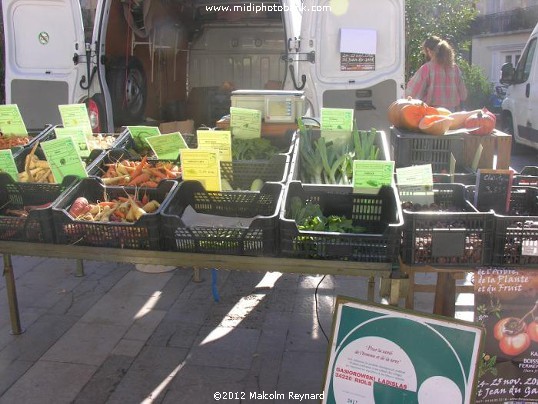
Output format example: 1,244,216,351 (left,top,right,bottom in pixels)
474,267,538,403
322,297,483,404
